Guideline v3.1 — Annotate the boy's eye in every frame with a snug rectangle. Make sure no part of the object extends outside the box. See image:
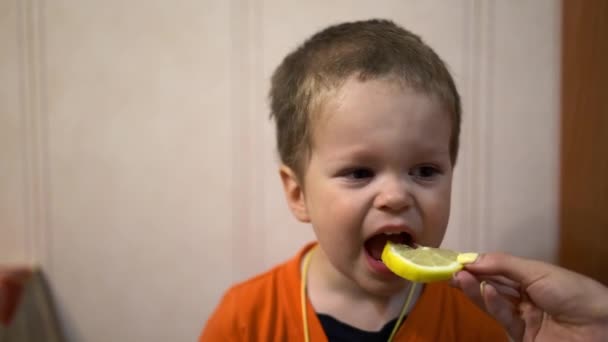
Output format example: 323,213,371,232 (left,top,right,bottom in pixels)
342,168,374,180
409,166,440,180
